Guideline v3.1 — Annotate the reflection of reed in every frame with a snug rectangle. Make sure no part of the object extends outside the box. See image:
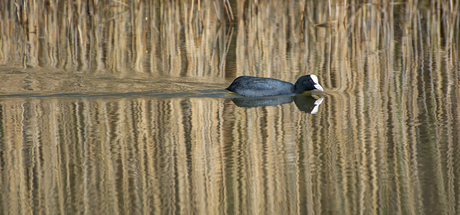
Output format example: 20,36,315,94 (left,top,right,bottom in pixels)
0,1,459,214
